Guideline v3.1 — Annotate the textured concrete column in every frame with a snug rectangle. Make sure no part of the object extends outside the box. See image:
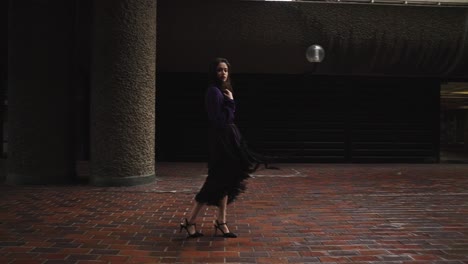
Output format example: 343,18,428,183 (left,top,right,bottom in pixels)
91,0,156,186
6,0,75,184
